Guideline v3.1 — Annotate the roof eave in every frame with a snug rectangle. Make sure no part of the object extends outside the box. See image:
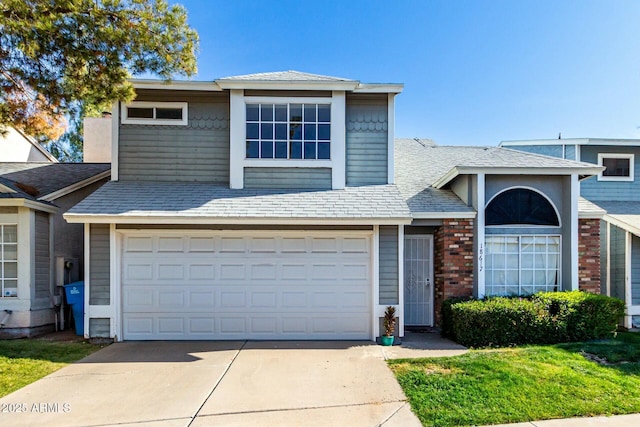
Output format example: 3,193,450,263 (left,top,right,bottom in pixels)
63,214,413,226
215,80,360,91
603,214,640,237
0,198,58,213
412,211,476,219
130,79,223,91
434,166,604,188
38,170,111,202
354,83,404,94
